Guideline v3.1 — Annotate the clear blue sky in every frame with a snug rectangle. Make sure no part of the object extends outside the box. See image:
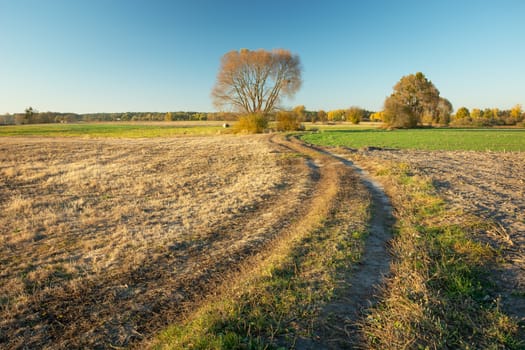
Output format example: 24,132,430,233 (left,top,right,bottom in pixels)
1,0,524,114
